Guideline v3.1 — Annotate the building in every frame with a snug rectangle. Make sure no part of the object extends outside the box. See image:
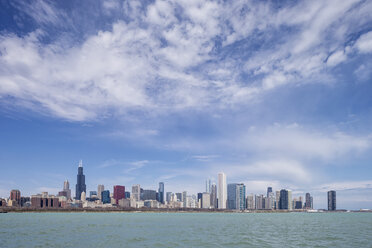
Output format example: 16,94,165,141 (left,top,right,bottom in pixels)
132,185,141,201
75,160,86,200
246,194,255,210
97,185,104,201
175,193,183,202
90,191,97,198
118,198,131,208
31,194,59,208
267,187,272,198
210,183,217,208
305,193,313,209
201,193,211,209
158,182,165,204
227,183,246,210
288,190,292,210
101,190,110,204
142,190,157,200
166,192,172,203
125,192,130,199
328,190,336,211
218,172,227,209
63,180,71,200
255,194,264,210
279,189,289,210
113,185,125,204
275,191,280,209
182,191,187,207
10,189,21,206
